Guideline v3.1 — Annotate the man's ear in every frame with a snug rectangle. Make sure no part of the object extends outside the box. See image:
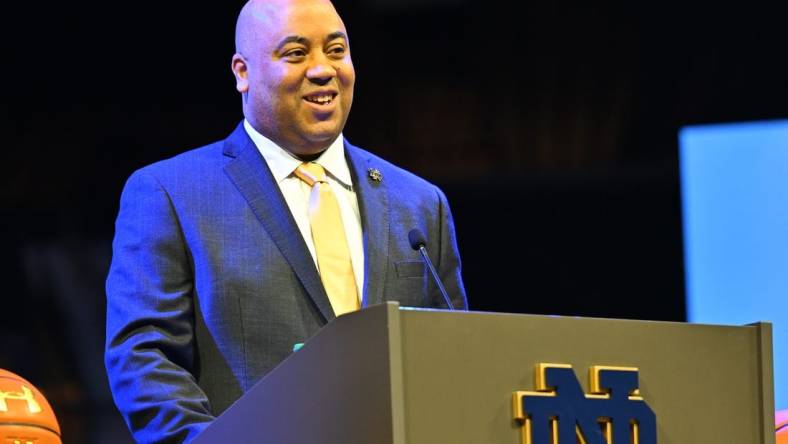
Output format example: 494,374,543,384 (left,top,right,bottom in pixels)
231,53,249,93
